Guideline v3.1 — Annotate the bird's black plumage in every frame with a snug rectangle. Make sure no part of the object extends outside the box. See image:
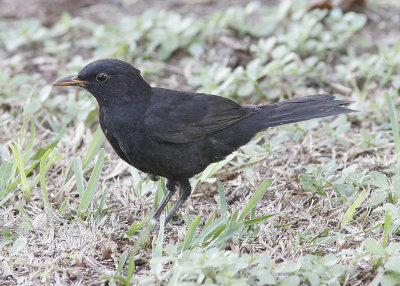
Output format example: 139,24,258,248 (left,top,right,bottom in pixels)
53,58,355,225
